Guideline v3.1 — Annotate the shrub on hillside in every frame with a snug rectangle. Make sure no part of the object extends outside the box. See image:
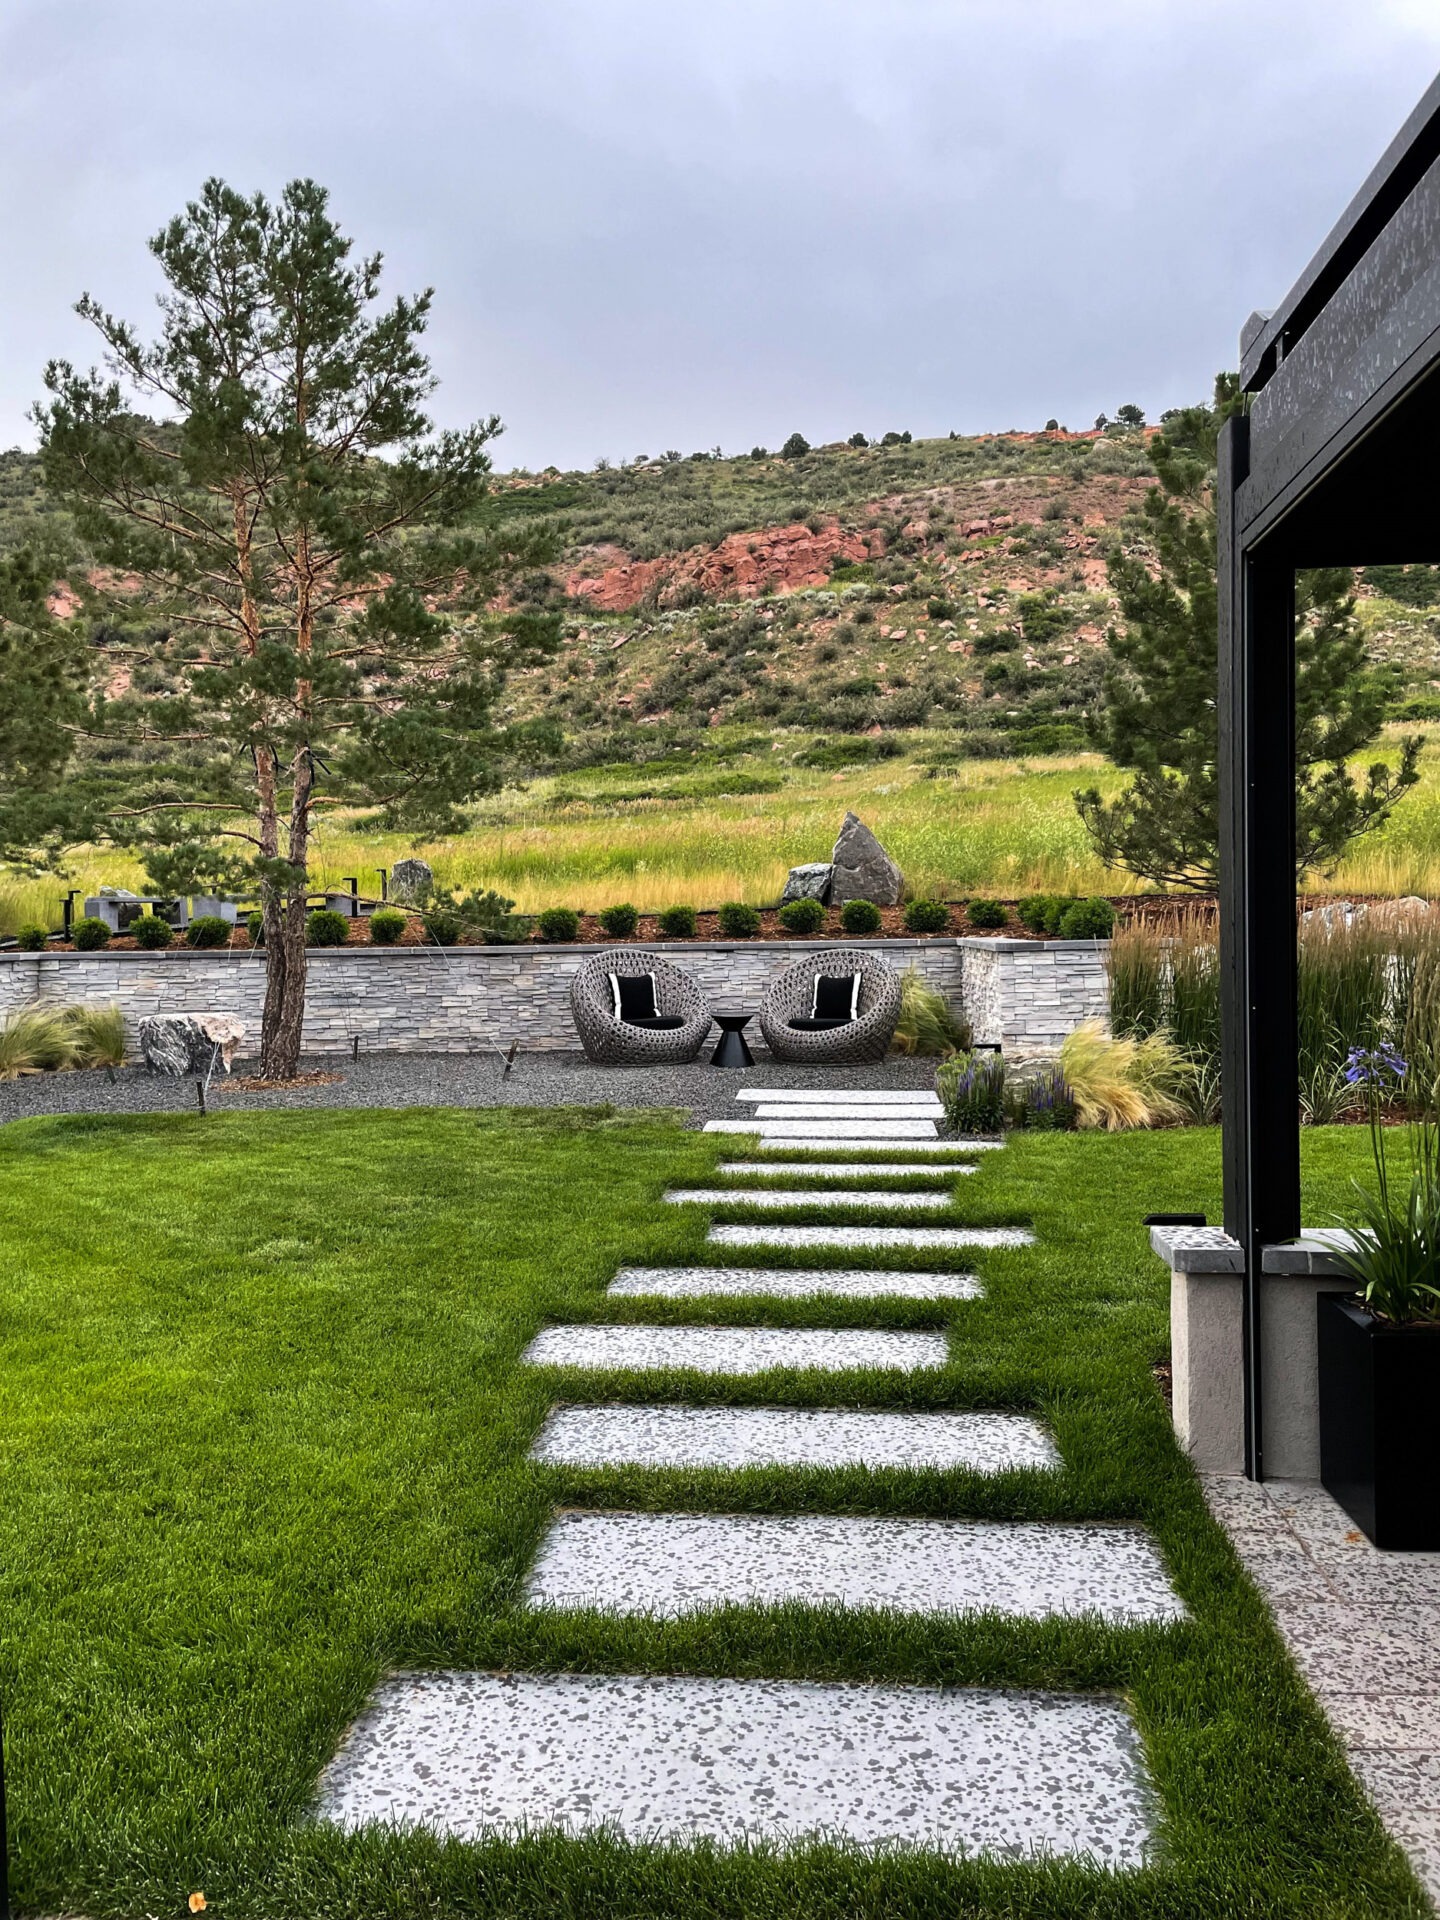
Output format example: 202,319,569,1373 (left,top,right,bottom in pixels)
599,902,639,938
717,901,760,938
903,898,951,934
131,914,173,949
186,915,233,949
657,904,697,938
15,925,49,951
780,433,810,460
71,917,110,951
1058,898,1116,939
368,907,407,945
966,900,1008,930
538,906,581,943
778,897,825,935
305,909,350,948
839,899,882,935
